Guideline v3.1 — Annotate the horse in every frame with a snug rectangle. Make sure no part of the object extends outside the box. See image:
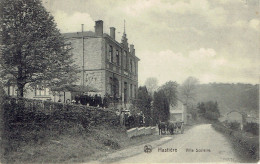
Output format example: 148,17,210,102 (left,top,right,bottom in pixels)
158,121,167,135
175,121,184,133
167,121,176,135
